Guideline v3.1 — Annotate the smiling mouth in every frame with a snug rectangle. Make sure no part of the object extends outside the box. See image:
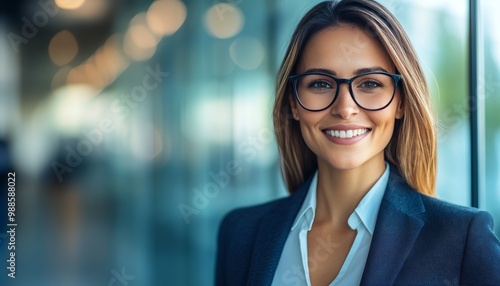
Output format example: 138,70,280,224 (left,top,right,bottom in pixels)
324,128,371,139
